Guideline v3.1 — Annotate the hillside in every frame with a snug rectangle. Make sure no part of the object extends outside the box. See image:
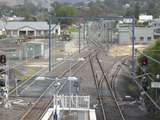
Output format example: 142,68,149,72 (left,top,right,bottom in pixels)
1,0,160,18
0,0,95,6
